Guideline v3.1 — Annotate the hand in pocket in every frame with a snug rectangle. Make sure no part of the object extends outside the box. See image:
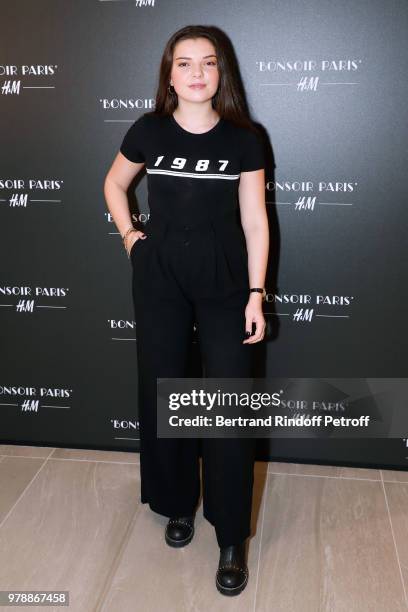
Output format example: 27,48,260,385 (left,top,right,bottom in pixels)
127,231,147,257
